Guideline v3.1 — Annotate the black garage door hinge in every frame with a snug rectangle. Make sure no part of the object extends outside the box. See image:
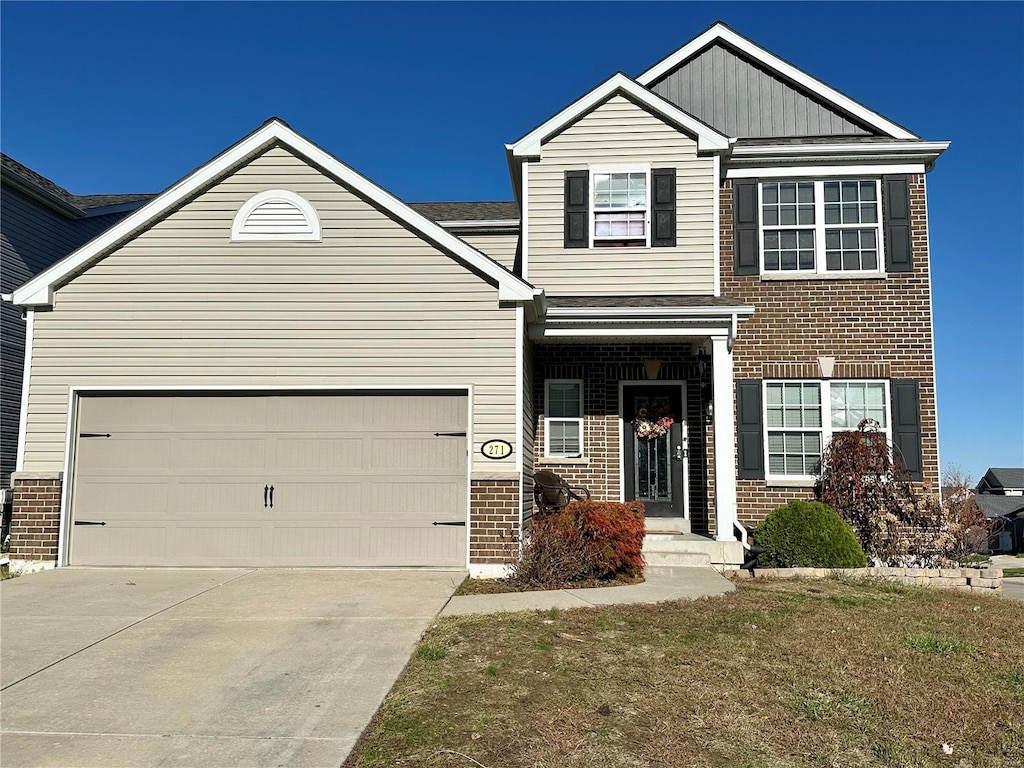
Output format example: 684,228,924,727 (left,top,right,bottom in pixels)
432,521,466,526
